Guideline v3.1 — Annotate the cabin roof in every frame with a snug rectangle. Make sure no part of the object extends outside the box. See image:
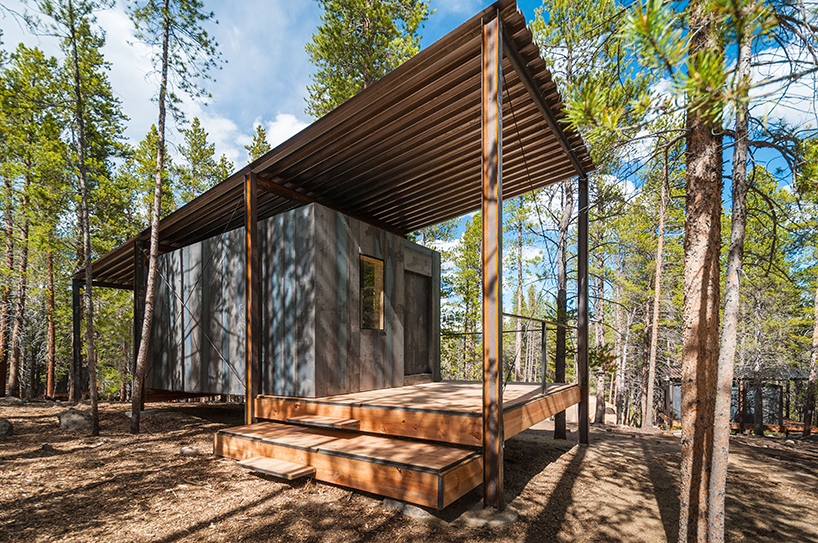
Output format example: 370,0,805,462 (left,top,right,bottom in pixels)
80,0,594,286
